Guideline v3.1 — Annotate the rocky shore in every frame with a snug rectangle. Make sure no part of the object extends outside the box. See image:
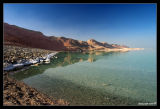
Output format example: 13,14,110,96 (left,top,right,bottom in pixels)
3,45,69,106
3,45,58,71
3,74,69,106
